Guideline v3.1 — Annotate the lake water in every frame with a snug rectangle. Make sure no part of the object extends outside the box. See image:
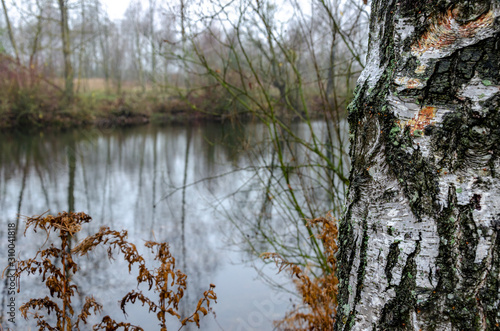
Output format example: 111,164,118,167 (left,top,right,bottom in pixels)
0,120,348,330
